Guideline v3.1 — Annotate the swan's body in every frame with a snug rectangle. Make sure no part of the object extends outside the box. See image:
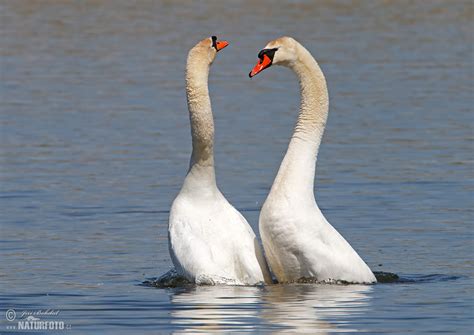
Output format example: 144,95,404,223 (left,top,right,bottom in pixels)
250,37,376,284
168,37,271,286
